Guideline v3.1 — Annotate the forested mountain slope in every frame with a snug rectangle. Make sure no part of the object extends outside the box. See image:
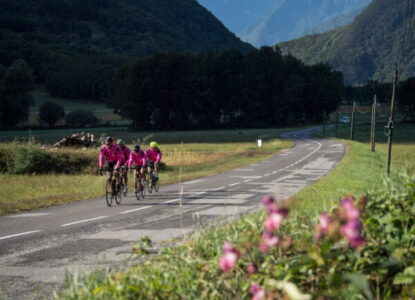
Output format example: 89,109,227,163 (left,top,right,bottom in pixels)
0,0,251,100
277,0,415,85
240,0,371,46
